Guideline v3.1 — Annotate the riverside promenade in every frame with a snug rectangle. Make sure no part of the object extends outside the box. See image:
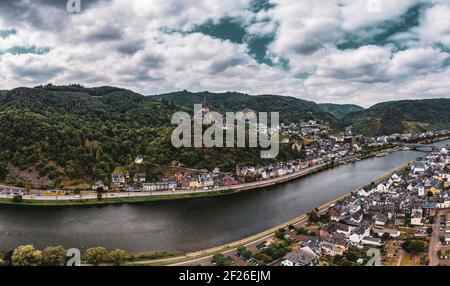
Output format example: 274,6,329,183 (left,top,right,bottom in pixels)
0,163,328,204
